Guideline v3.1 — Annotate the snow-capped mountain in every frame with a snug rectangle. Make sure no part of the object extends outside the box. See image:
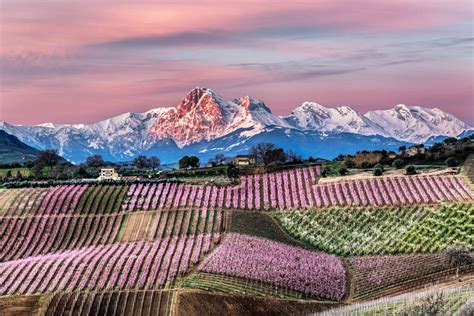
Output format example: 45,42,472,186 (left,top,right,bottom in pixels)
364,104,471,144
0,87,471,163
285,102,386,136
148,87,289,147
